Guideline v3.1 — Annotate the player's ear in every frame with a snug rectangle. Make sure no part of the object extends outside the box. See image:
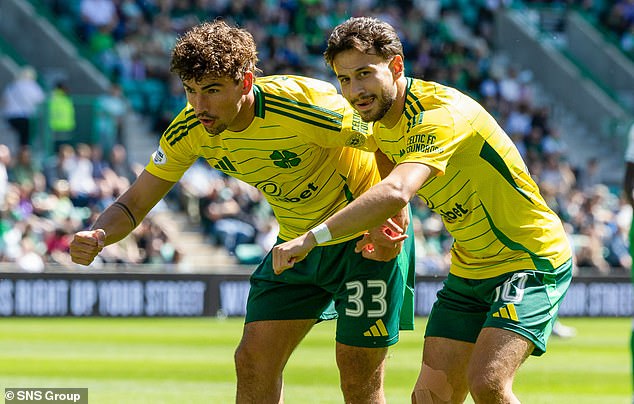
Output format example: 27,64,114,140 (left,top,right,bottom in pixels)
242,71,254,95
390,55,404,78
